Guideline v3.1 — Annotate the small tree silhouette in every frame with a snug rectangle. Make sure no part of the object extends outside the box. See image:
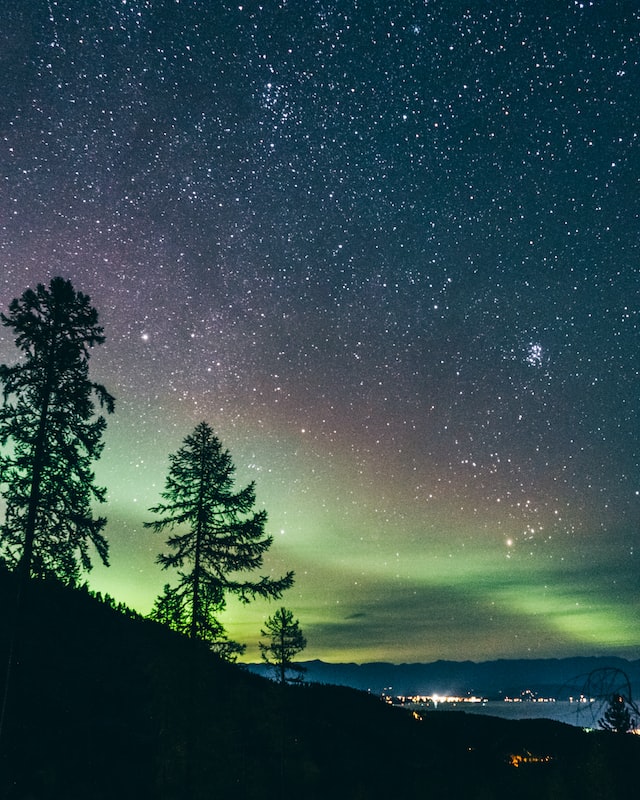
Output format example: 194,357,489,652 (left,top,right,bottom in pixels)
599,693,636,734
578,667,640,730
259,607,306,684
